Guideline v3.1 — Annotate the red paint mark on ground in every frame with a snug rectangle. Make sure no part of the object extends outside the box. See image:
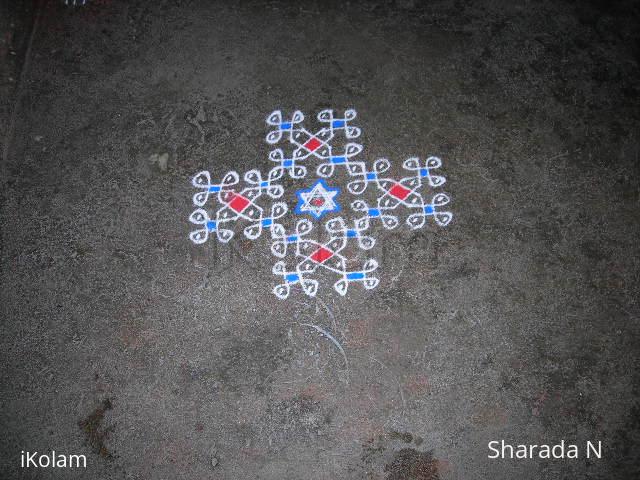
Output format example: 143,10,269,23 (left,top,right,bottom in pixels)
304,137,322,152
228,192,250,213
310,246,333,263
389,183,411,200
